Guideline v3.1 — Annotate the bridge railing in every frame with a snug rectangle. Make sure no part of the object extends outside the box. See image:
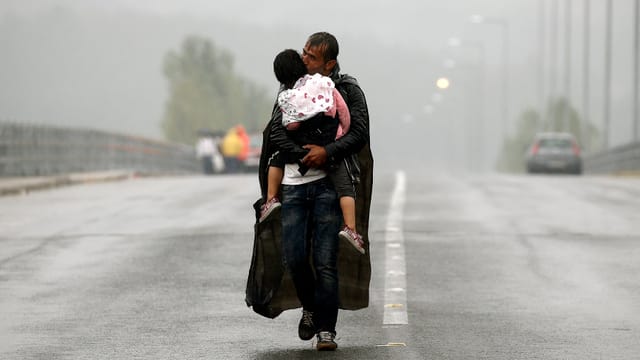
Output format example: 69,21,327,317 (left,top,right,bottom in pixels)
584,141,640,175
0,123,199,176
